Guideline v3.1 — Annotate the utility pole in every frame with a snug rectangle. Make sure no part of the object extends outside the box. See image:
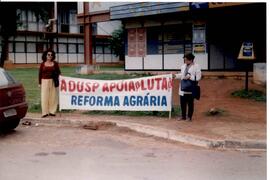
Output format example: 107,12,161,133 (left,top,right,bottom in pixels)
83,2,93,65
54,2,59,58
